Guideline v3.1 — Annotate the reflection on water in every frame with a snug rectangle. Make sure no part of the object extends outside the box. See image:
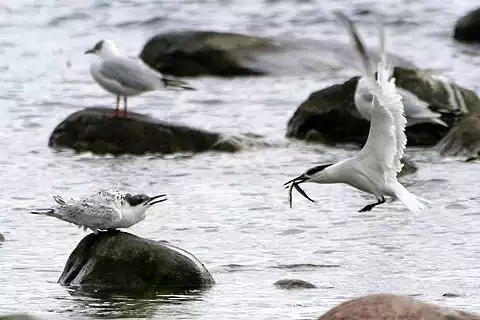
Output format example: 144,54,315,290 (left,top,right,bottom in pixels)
60,287,207,318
